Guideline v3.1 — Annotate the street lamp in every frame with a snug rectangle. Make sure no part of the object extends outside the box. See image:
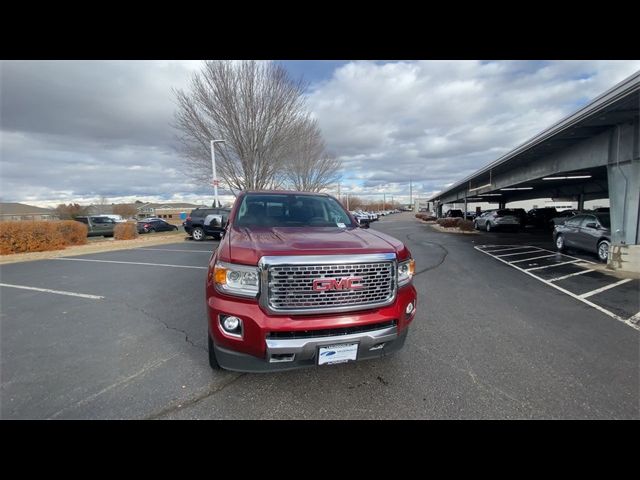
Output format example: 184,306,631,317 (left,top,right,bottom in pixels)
210,139,225,208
